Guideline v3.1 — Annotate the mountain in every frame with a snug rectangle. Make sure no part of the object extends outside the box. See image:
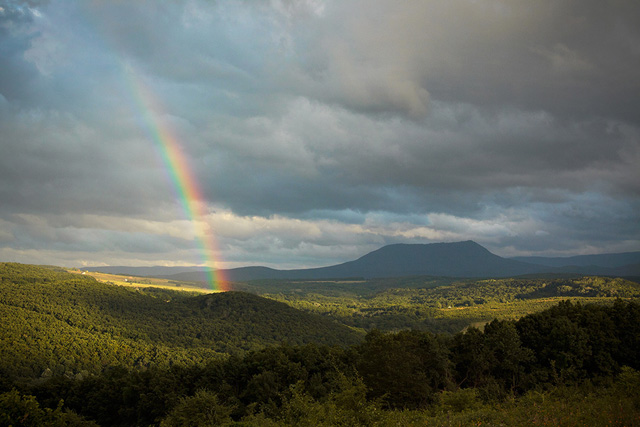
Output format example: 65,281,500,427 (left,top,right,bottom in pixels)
85,241,640,283
612,262,640,277
511,251,640,269
511,251,640,278
156,241,545,282
164,266,288,283
276,240,543,279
